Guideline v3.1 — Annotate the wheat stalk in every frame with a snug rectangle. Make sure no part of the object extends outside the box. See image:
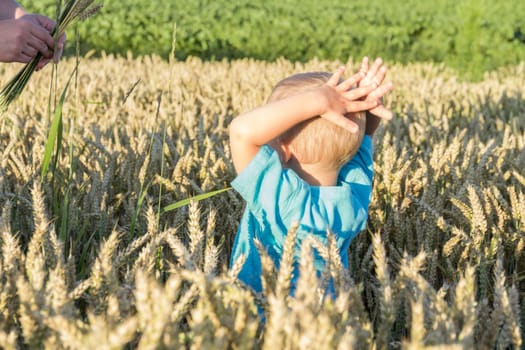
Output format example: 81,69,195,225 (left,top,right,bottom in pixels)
0,54,524,348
